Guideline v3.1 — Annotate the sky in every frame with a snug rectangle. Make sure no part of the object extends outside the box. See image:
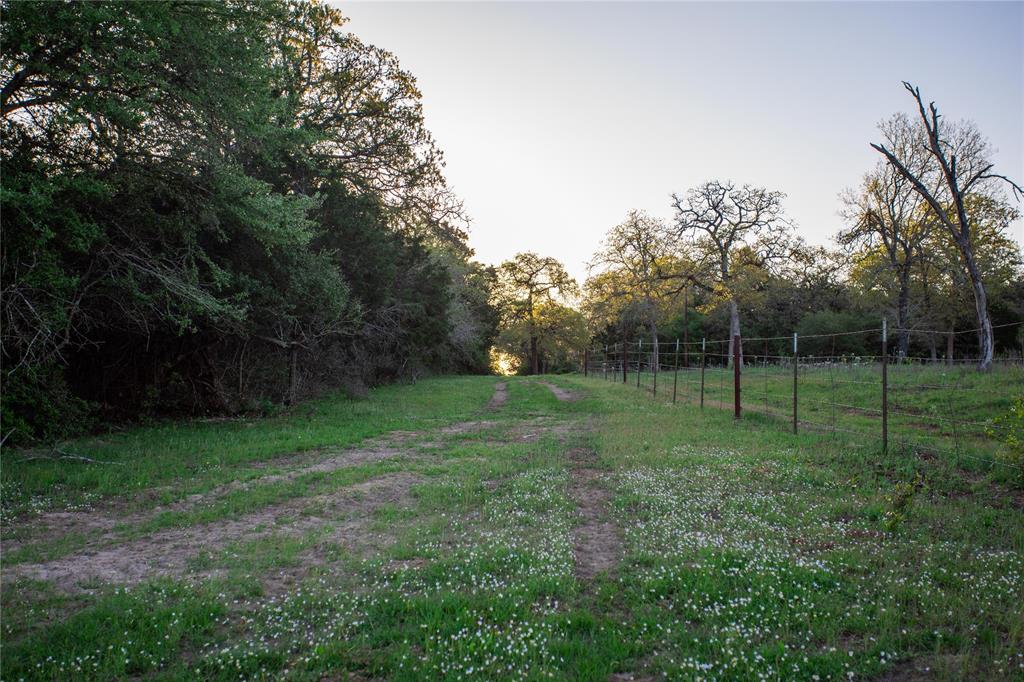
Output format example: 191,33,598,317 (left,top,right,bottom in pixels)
339,1,1024,283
